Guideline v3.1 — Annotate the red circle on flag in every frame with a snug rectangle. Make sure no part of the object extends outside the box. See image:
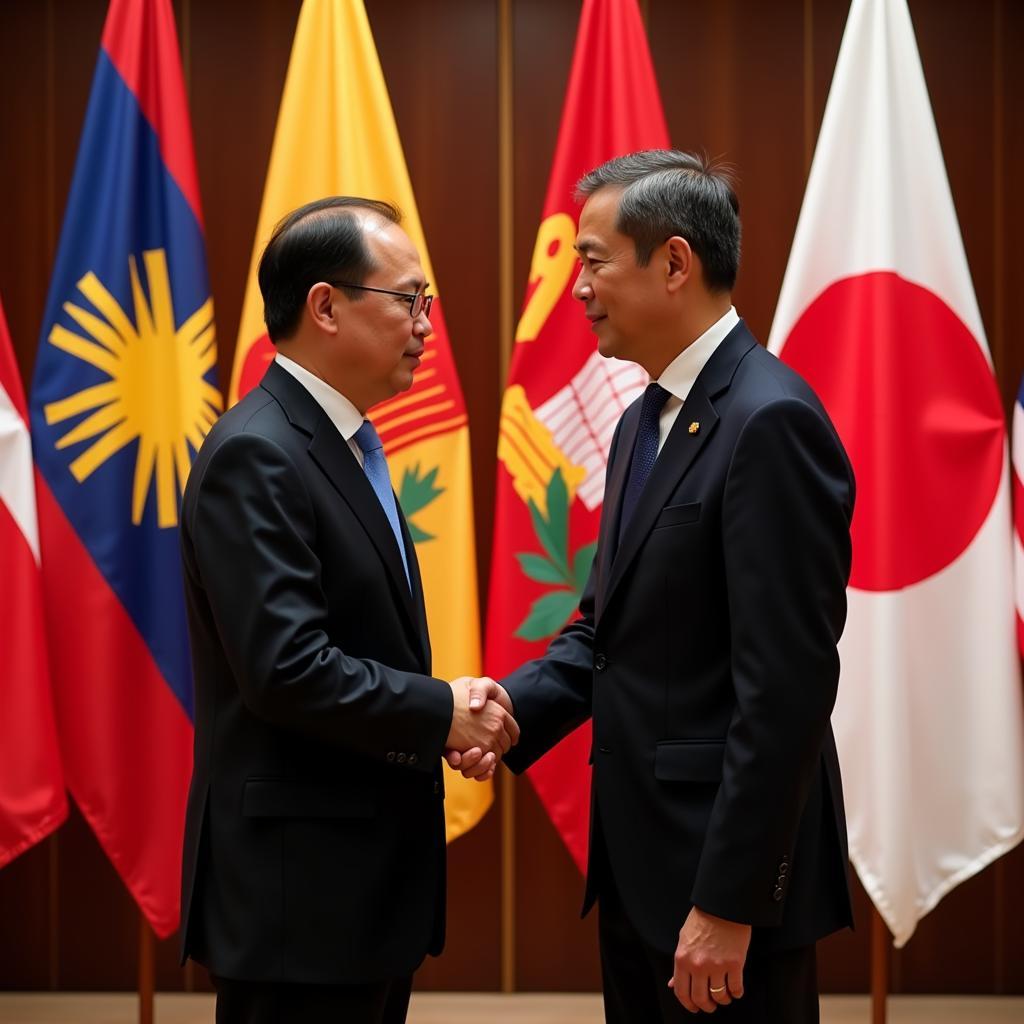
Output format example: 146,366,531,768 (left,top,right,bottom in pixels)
779,271,1004,591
